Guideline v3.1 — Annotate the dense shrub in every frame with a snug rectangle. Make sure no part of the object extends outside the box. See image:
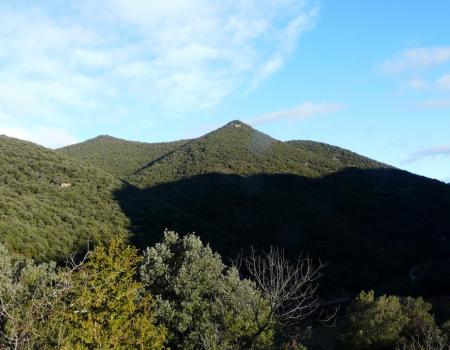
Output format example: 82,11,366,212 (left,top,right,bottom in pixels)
58,237,166,350
0,243,69,349
140,231,274,350
0,136,129,261
0,239,166,350
339,291,447,350
2,236,450,350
